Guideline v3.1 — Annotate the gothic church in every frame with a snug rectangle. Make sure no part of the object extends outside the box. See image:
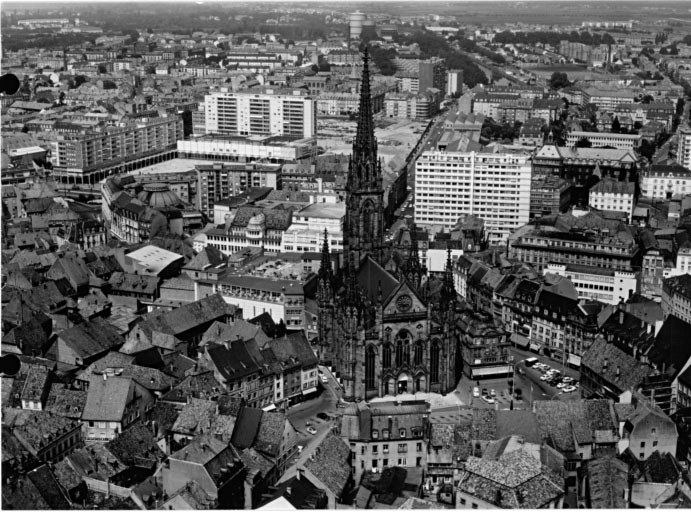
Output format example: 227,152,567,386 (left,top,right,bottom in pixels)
317,49,460,402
